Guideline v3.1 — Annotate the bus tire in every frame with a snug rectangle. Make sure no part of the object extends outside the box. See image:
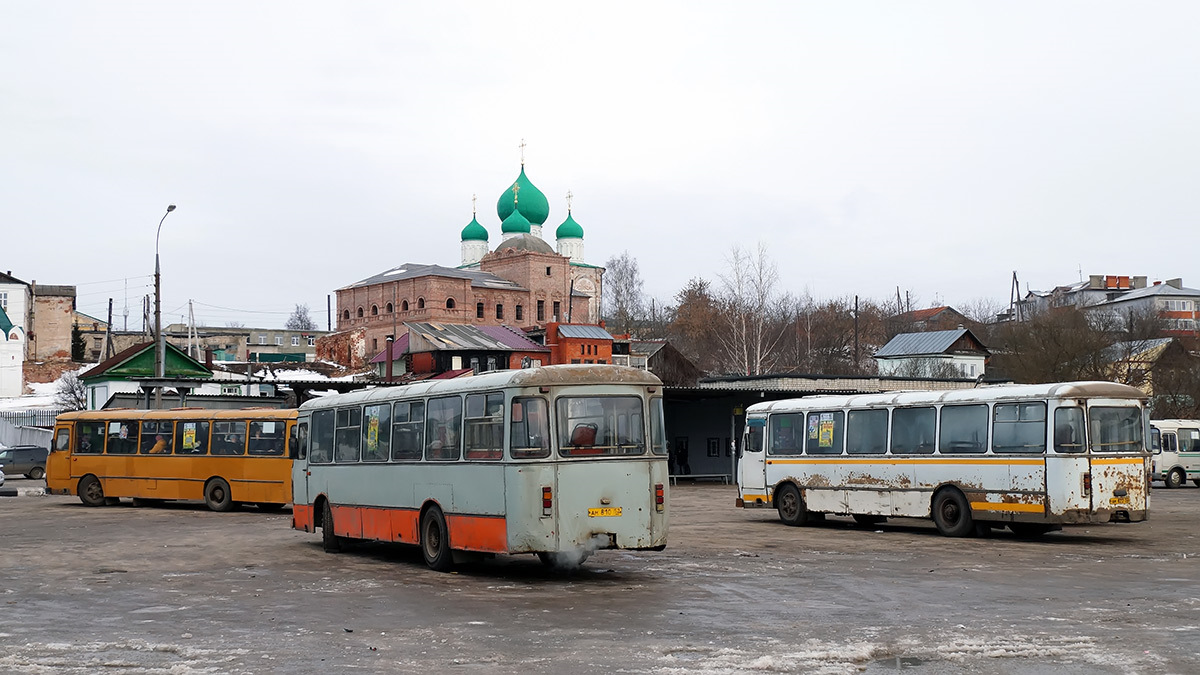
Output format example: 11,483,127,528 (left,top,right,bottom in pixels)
78,475,106,507
932,489,974,537
421,506,454,571
321,501,343,553
775,483,808,527
204,478,236,512
1166,469,1185,489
